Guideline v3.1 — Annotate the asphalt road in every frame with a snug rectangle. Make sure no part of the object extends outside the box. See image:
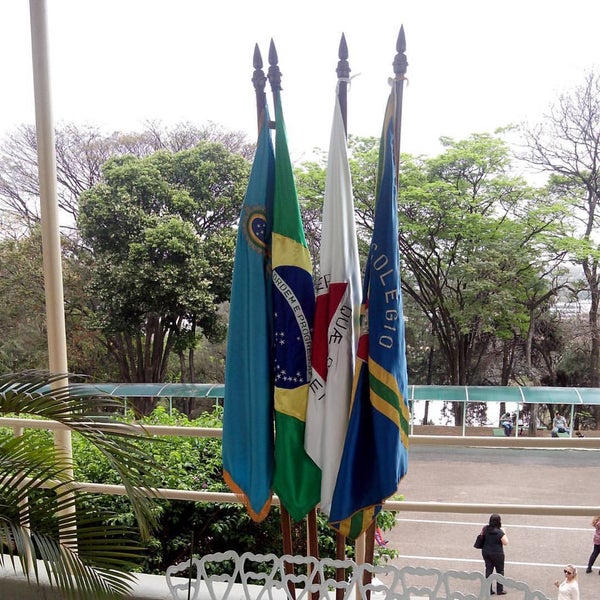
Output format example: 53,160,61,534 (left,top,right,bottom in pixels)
385,445,600,599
